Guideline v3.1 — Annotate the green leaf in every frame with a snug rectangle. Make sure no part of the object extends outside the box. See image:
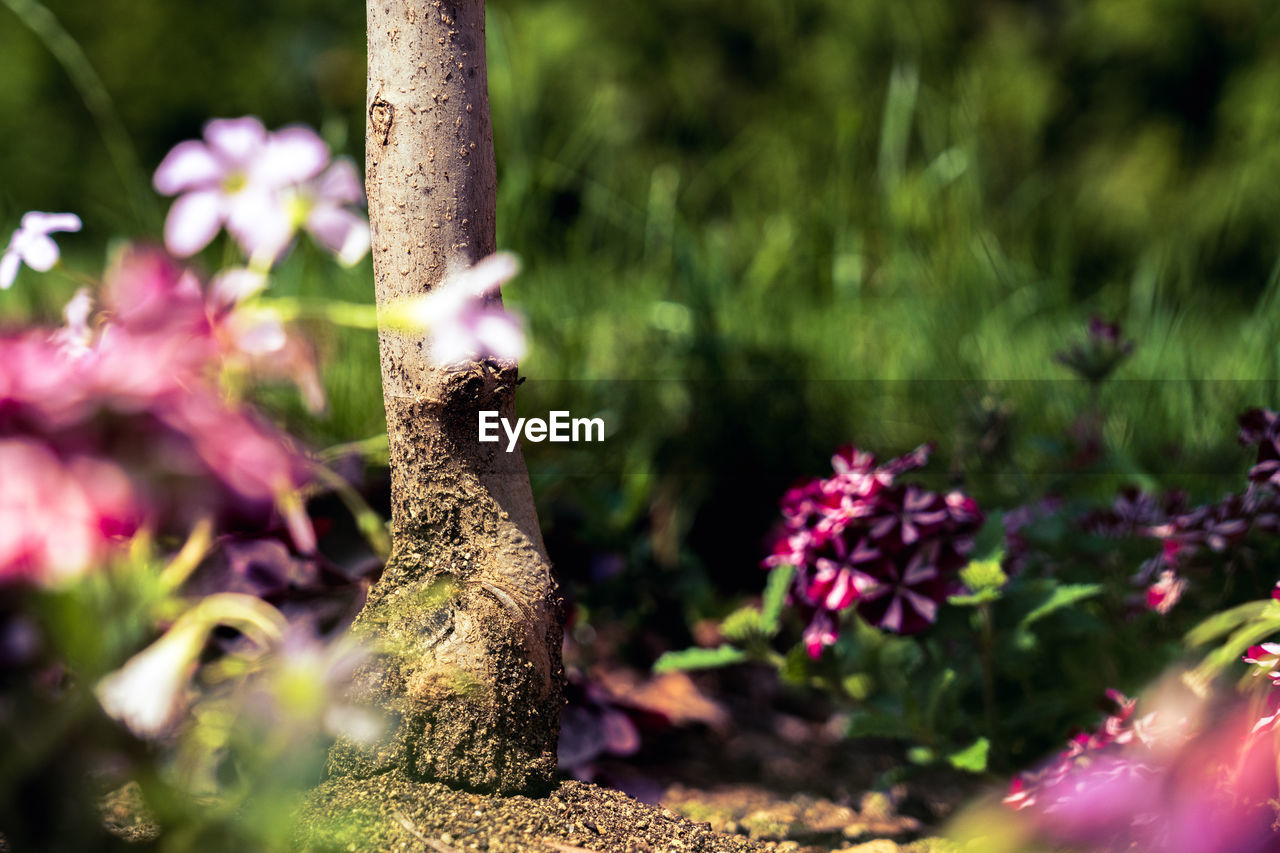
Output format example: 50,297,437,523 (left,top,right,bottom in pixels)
653,644,748,673
1020,583,1103,628
948,589,1001,607
924,668,957,727
947,737,990,773
907,746,935,765
958,554,1007,593
720,606,765,643
846,709,914,740
778,643,818,686
842,672,874,700
1191,617,1280,685
1185,599,1277,648
760,564,795,636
